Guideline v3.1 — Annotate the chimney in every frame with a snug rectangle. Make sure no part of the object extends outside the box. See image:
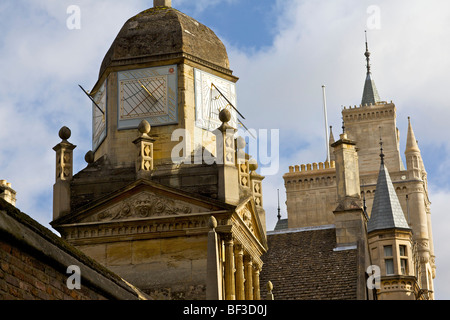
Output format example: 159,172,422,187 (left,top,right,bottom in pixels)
331,133,366,247
0,180,17,206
